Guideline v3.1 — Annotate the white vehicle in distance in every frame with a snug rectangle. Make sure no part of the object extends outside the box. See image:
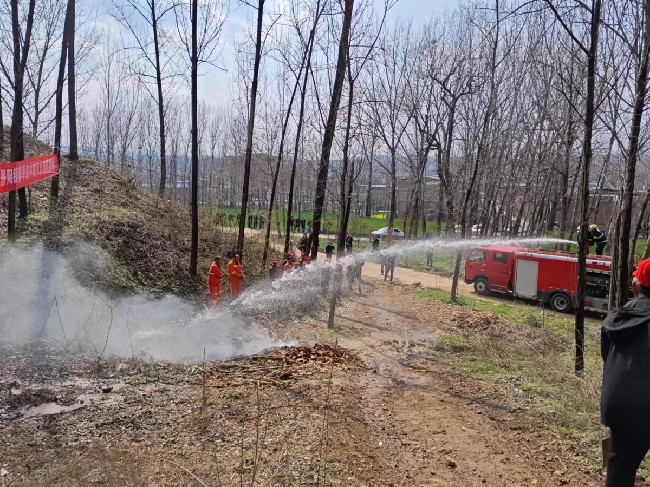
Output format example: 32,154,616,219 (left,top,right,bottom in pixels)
371,227,406,239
